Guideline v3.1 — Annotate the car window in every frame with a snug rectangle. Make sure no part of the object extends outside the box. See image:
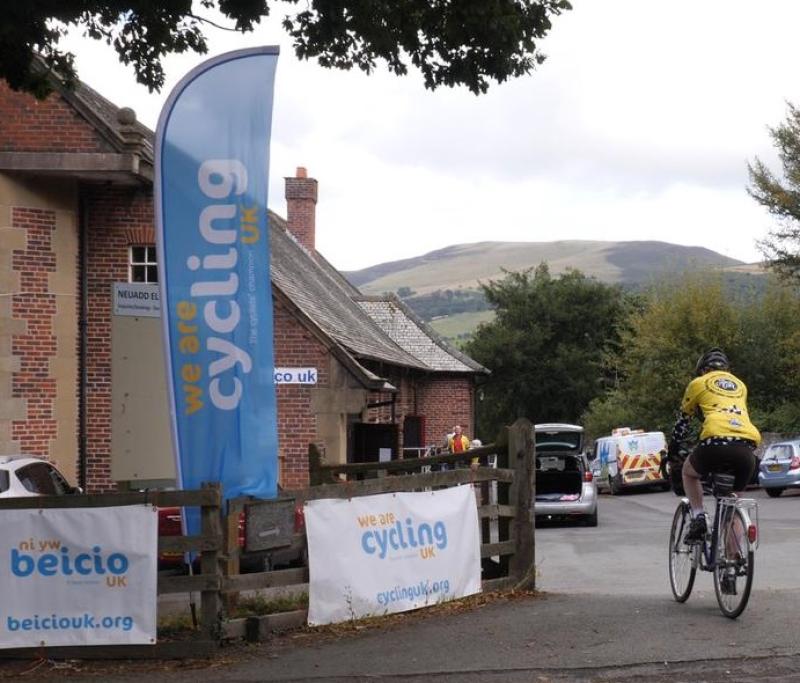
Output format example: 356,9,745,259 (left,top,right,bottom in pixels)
16,463,71,496
767,445,792,460
47,465,73,494
0,469,8,494
535,431,583,452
